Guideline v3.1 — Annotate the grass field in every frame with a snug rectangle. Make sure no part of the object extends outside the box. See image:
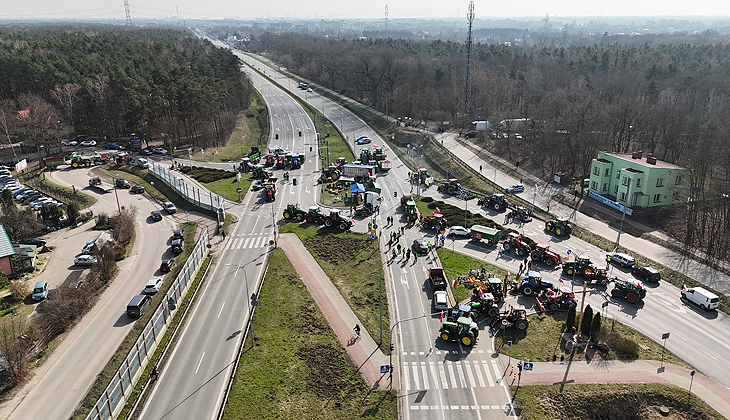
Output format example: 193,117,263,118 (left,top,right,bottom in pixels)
436,248,509,302
279,223,391,353
512,383,724,420
221,248,397,420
